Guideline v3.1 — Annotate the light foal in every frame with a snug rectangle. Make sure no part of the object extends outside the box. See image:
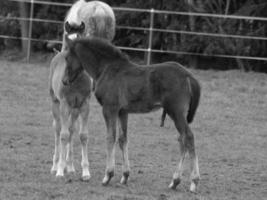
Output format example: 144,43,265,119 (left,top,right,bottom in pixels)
49,51,92,180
